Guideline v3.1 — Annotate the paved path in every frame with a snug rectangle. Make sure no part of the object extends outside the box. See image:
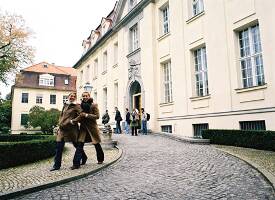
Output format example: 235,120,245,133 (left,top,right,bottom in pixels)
0,143,119,198
14,134,275,200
